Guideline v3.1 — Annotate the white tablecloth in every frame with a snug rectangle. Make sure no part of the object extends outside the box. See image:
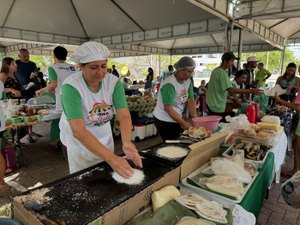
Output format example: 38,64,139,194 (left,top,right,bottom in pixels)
270,132,287,173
